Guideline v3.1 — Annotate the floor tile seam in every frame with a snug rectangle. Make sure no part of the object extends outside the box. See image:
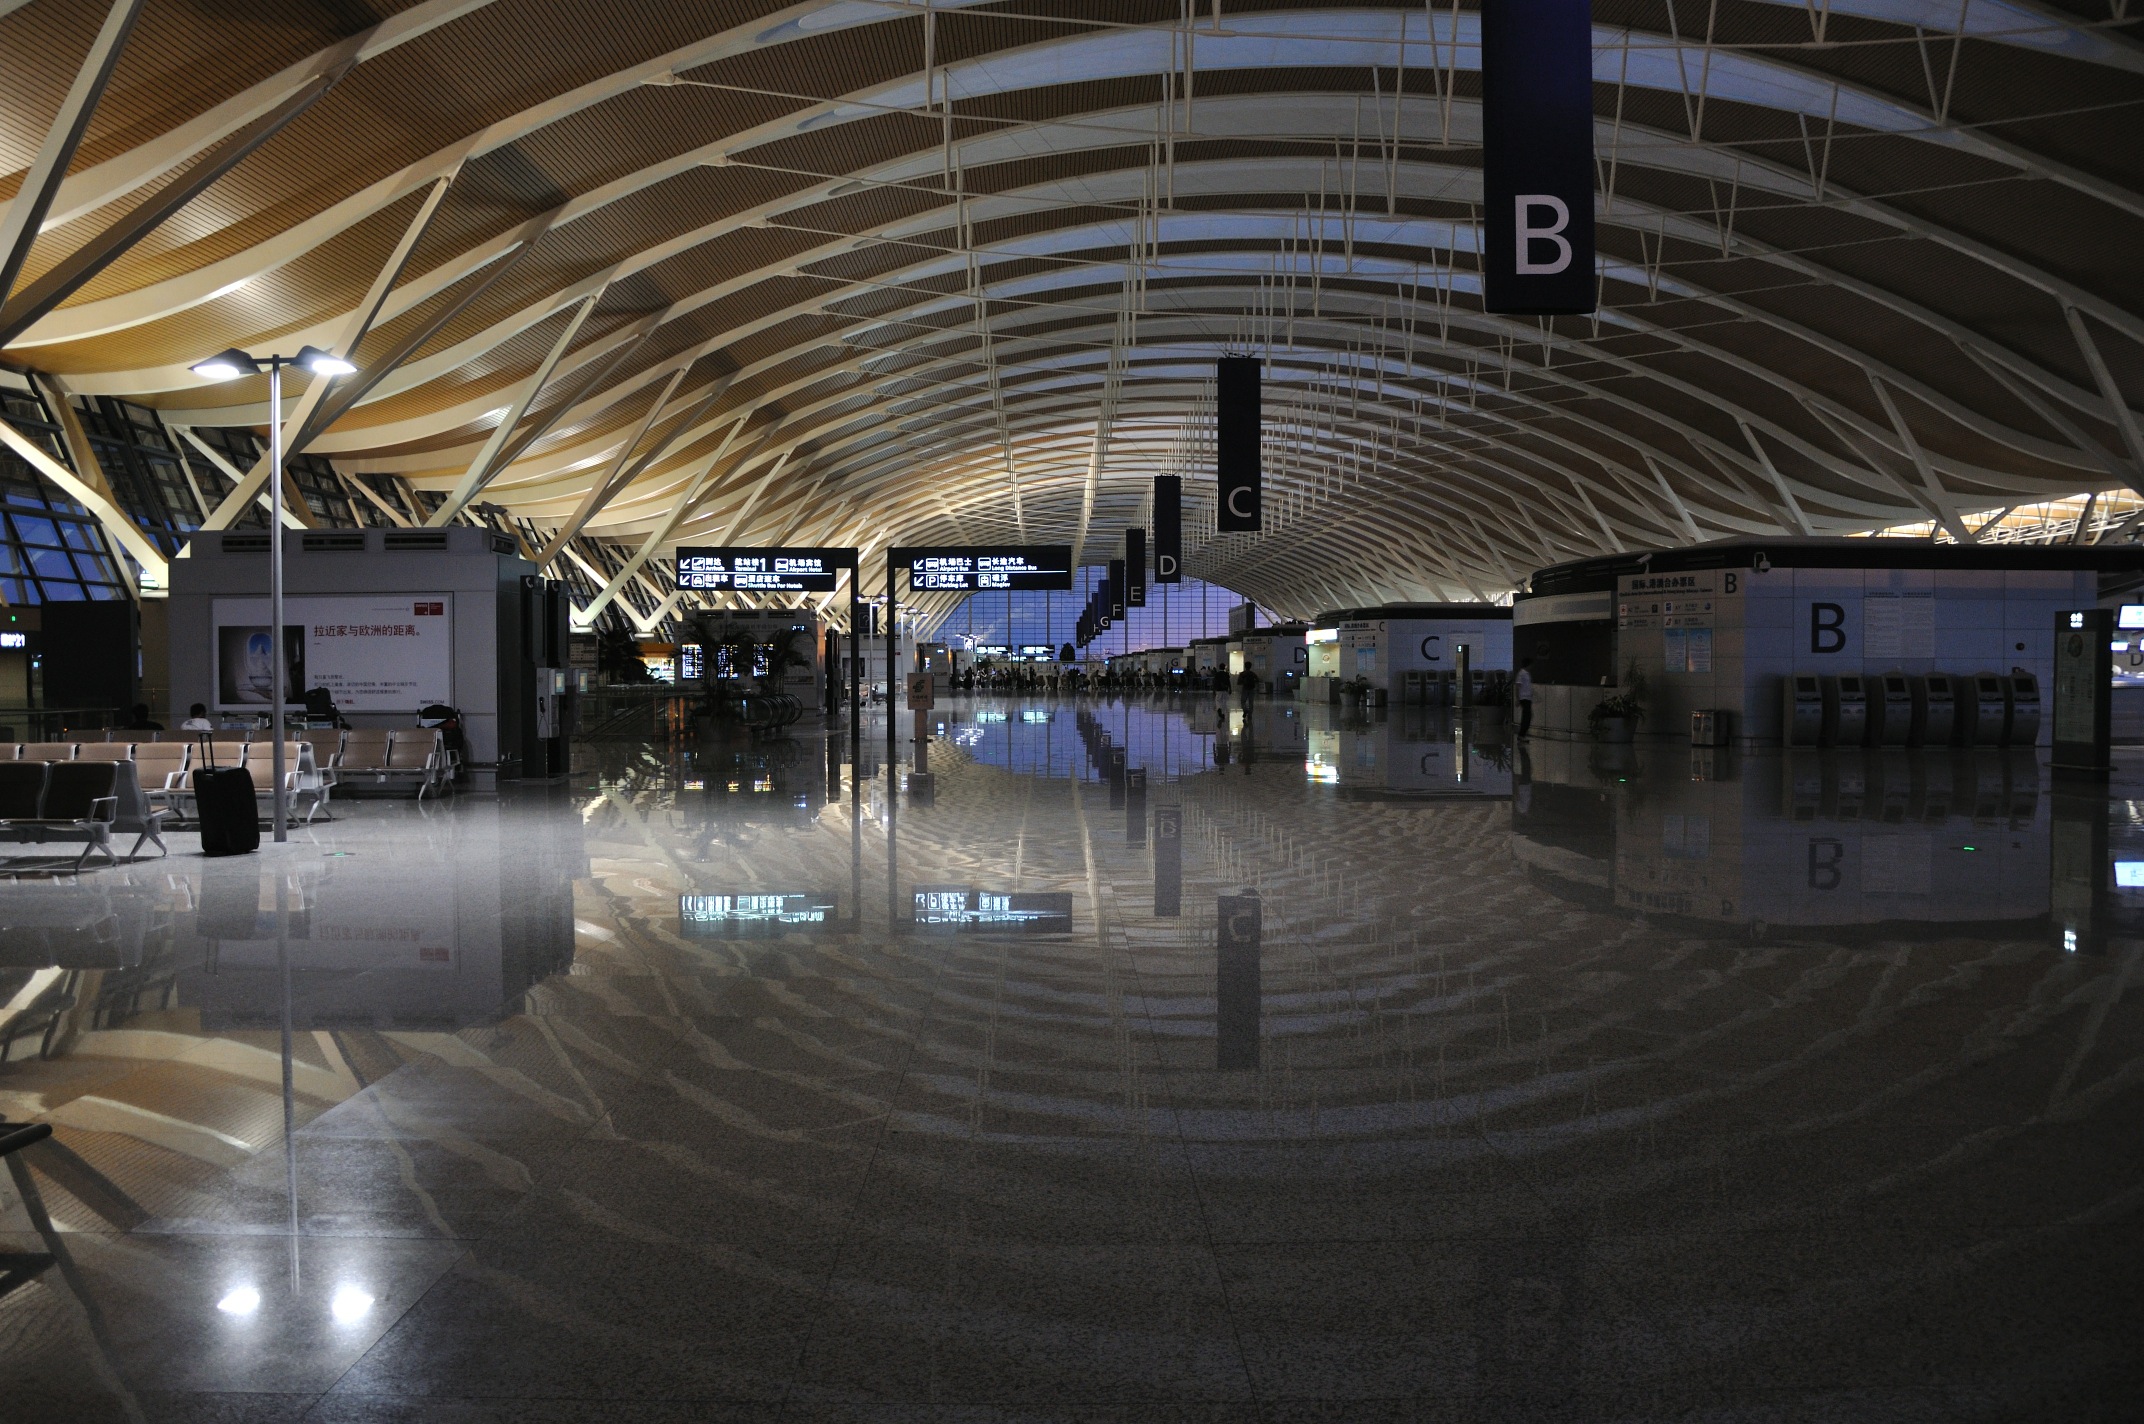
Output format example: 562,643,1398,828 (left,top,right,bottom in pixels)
300,1242,477,1407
